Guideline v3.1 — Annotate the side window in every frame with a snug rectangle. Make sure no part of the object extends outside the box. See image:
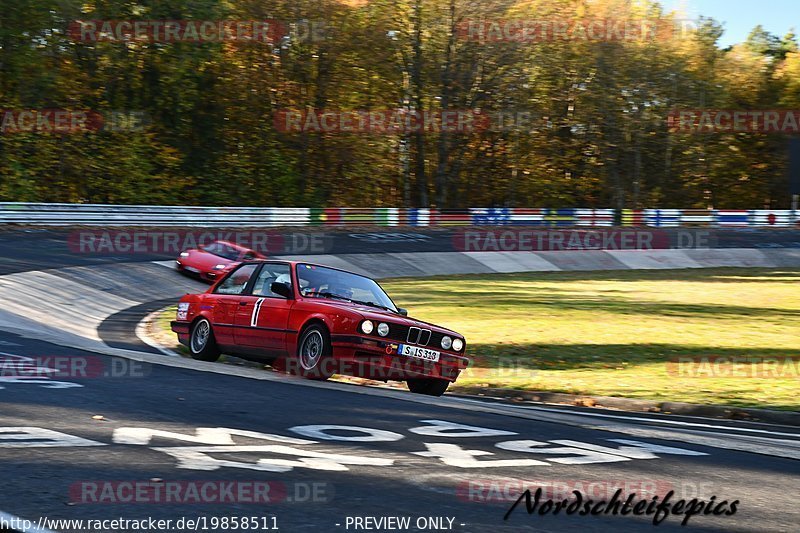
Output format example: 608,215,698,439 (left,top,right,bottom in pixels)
252,264,291,298
297,264,317,294
242,251,256,260
214,264,258,295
